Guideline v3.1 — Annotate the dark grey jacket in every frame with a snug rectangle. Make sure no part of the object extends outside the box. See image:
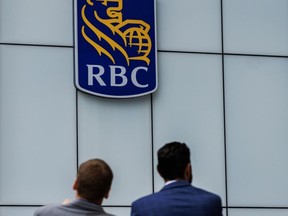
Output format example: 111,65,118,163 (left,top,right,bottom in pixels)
34,198,115,216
